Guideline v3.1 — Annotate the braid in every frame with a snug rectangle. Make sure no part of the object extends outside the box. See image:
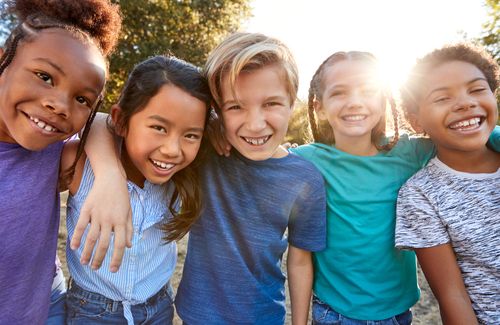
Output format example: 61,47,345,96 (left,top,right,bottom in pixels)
307,85,320,142
376,95,400,151
0,32,22,76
